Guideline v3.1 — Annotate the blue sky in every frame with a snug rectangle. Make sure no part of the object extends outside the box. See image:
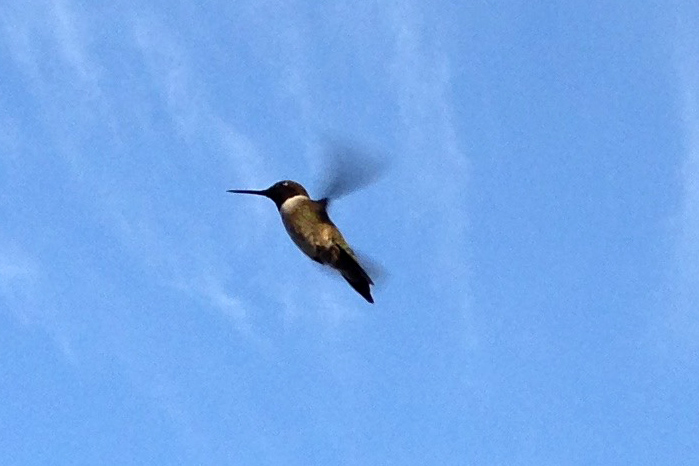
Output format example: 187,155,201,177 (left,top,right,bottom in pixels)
1,0,698,464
